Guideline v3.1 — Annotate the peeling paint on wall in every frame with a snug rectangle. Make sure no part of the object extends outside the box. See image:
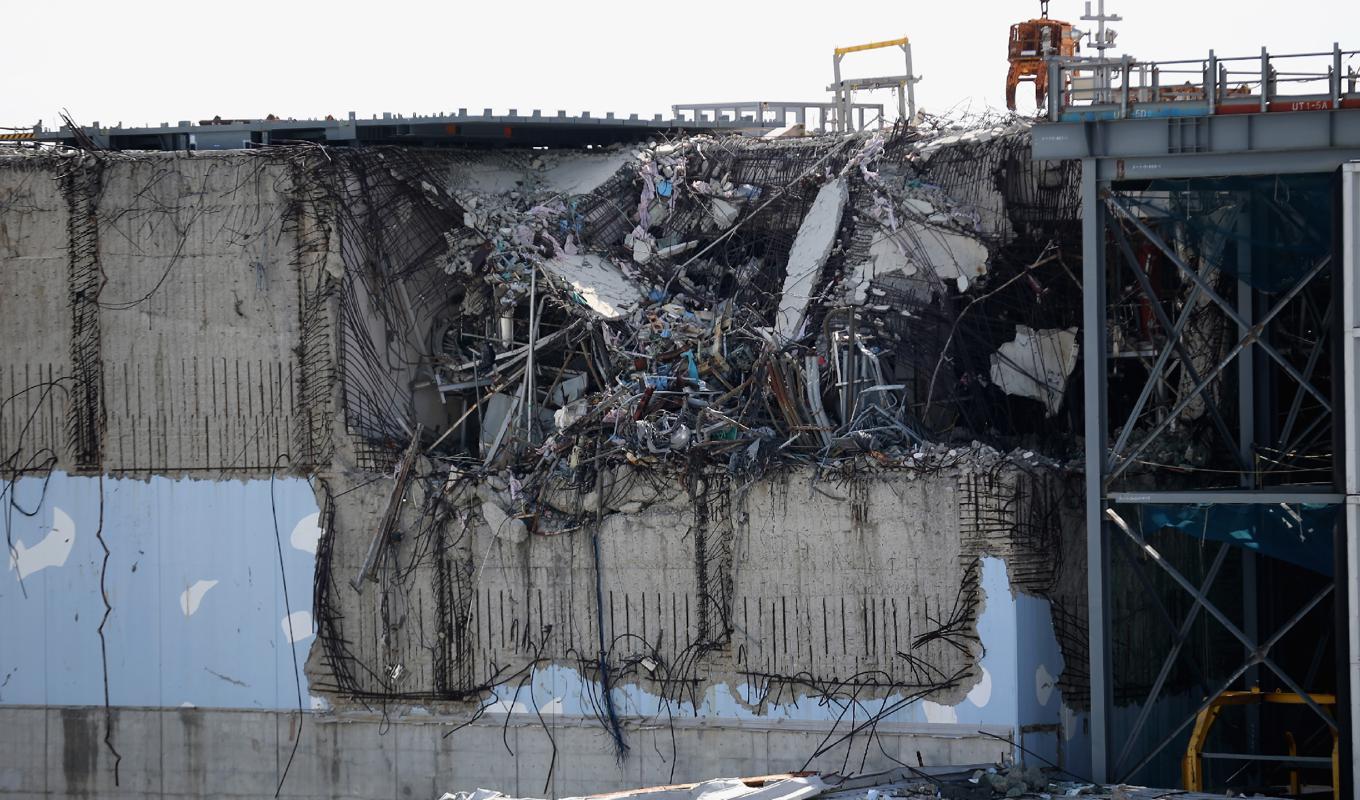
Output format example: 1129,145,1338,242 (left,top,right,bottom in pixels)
179,580,219,616
8,507,75,580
